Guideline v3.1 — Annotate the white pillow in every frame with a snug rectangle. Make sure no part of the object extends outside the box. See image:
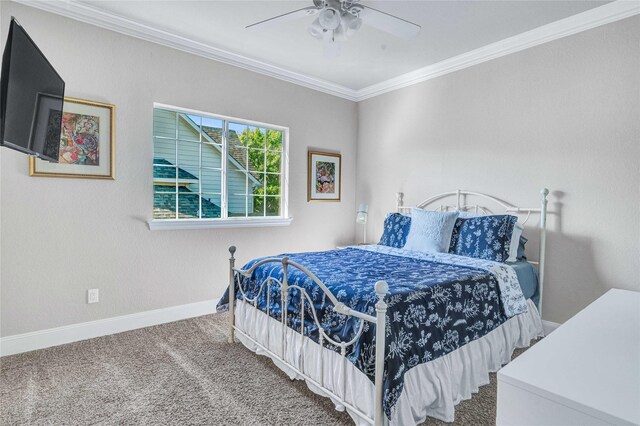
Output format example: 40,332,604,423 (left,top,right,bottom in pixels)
457,210,479,218
404,208,460,253
506,222,524,262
